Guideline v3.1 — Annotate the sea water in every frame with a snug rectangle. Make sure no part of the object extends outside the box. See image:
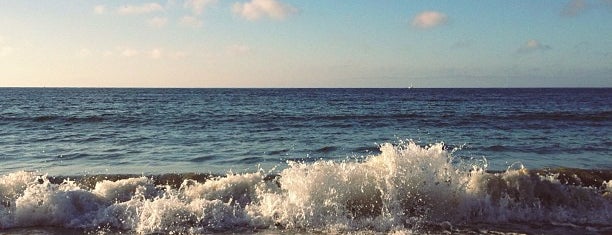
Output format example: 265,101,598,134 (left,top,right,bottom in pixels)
0,88,610,234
